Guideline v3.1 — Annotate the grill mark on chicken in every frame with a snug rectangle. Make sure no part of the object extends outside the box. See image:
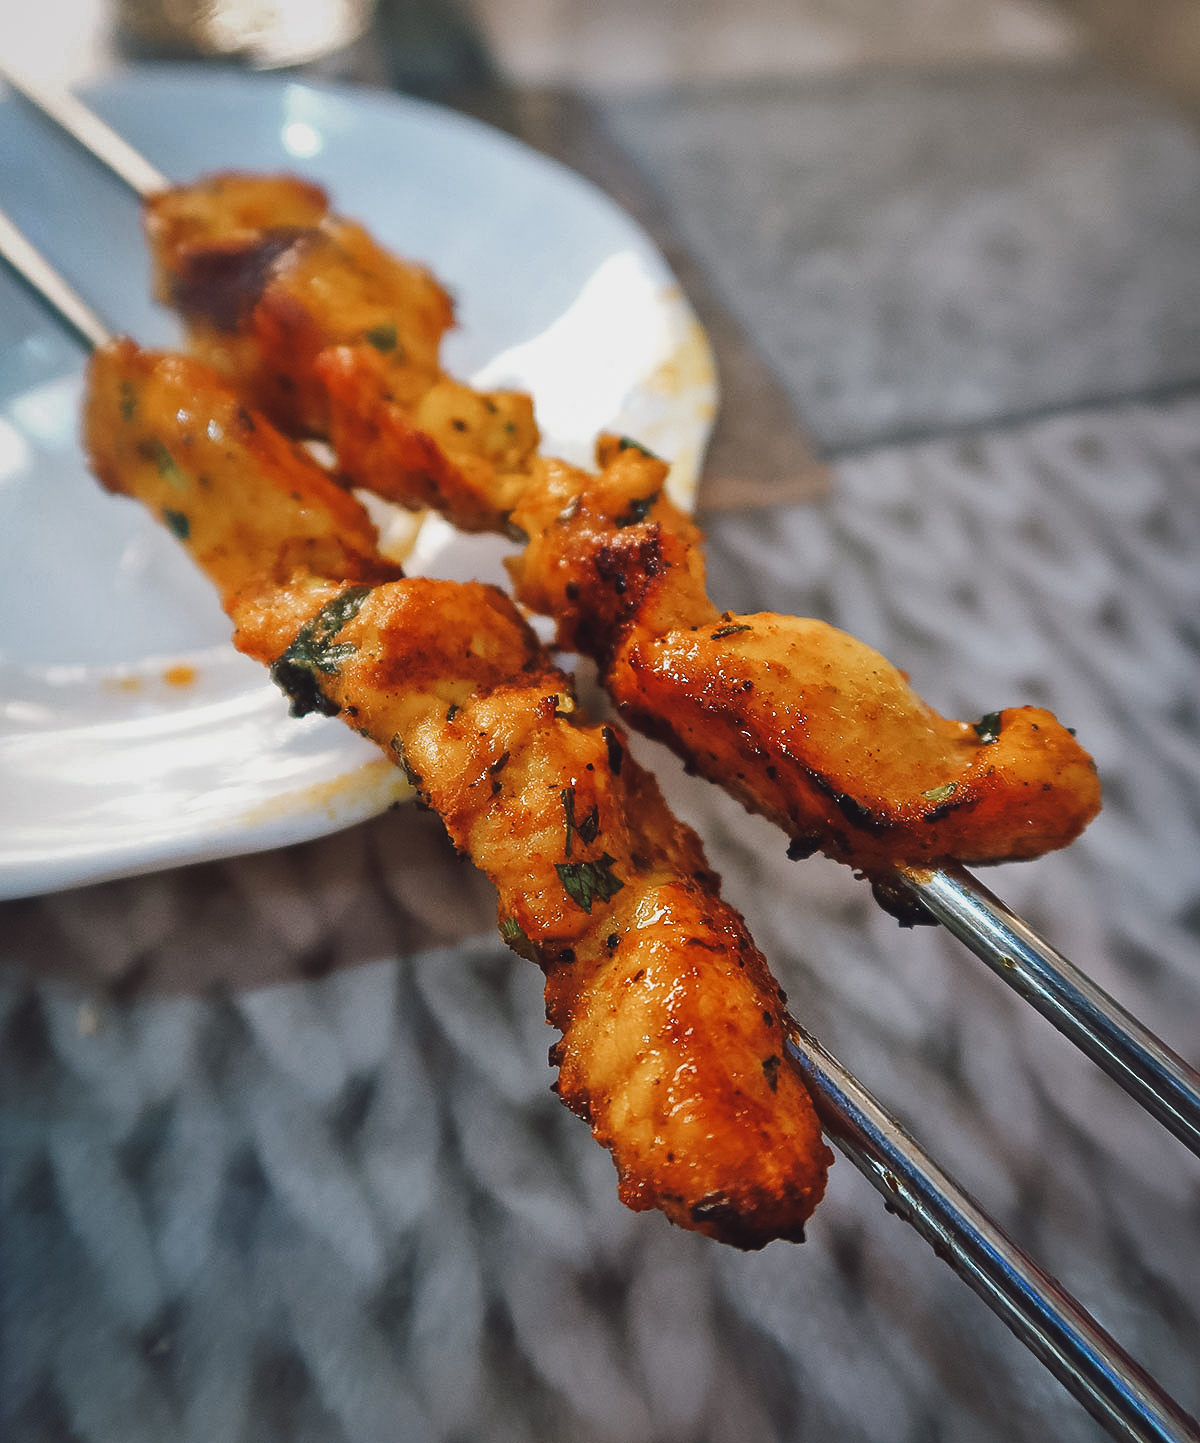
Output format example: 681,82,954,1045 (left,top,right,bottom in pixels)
167,228,313,333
